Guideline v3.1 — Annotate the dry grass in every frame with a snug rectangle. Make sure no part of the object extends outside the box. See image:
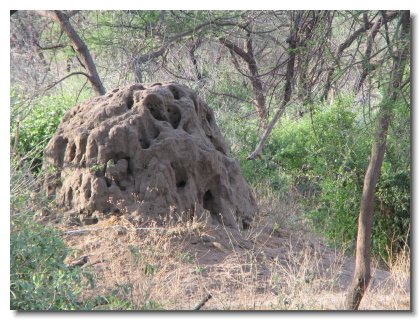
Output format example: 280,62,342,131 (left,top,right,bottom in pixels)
58,186,410,311
251,183,307,231
357,246,411,310
61,222,410,310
